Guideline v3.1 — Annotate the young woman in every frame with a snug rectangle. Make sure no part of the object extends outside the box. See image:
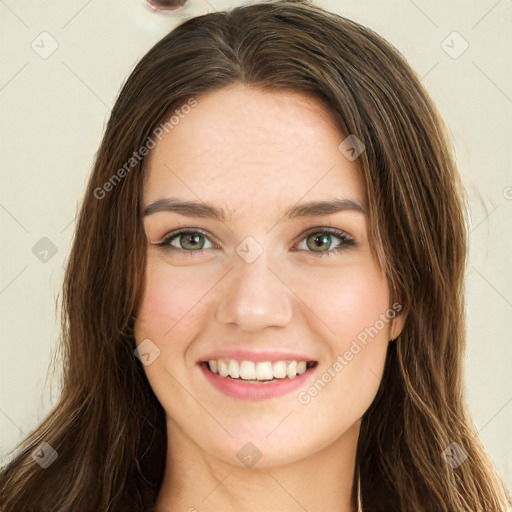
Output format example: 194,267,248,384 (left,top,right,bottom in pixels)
1,1,510,510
